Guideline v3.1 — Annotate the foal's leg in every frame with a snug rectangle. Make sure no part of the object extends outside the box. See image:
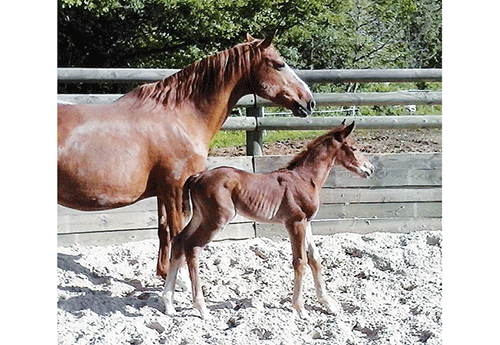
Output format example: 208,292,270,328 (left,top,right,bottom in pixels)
287,219,309,319
163,248,183,316
185,193,236,320
305,222,338,315
185,221,234,319
185,244,211,319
